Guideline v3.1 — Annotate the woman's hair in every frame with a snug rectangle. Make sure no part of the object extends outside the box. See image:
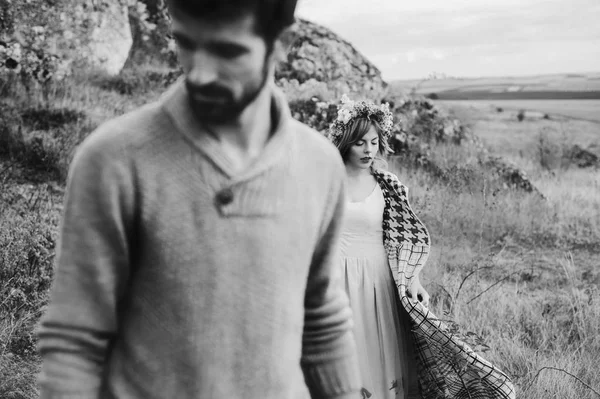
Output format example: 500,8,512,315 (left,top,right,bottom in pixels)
334,117,389,163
